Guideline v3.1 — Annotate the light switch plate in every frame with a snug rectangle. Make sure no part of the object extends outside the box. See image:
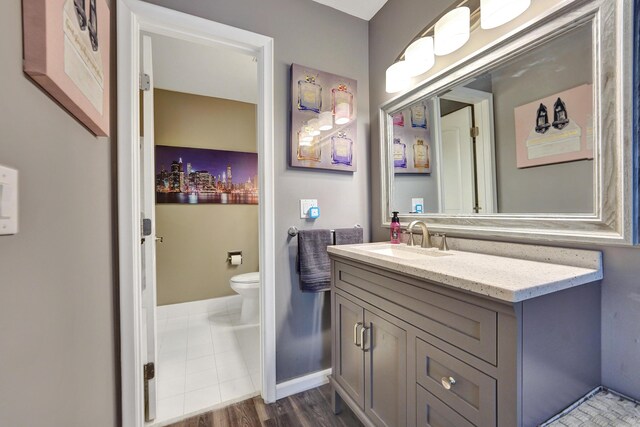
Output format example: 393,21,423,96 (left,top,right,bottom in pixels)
300,199,318,219
0,165,18,235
